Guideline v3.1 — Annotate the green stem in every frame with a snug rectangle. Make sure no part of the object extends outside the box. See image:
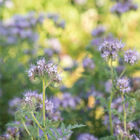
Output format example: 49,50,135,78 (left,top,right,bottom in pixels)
37,127,39,138
31,112,48,140
119,67,126,79
31,112,44,131
22,119,33,140
42,78,46,127
121,94,127,132
108,60,114,135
